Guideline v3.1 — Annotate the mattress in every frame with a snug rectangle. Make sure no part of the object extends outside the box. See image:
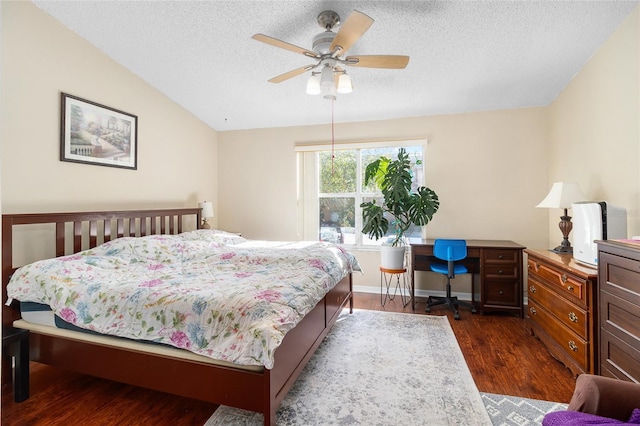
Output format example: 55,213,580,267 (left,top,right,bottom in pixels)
21,301,56,327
